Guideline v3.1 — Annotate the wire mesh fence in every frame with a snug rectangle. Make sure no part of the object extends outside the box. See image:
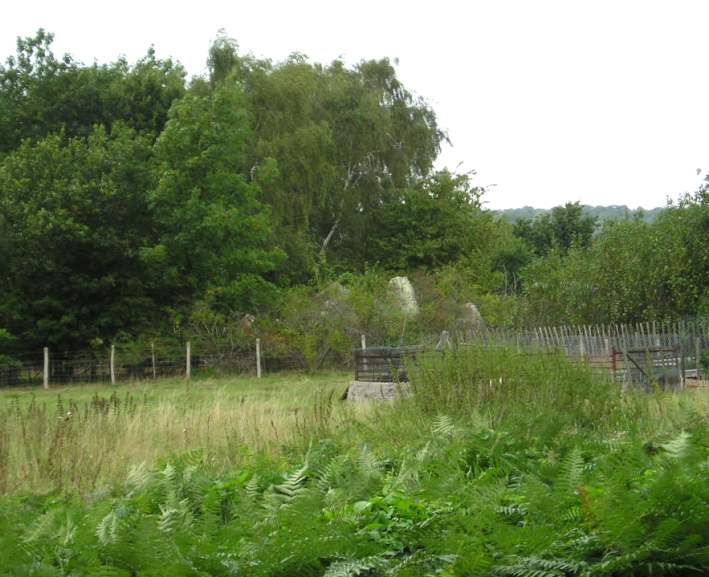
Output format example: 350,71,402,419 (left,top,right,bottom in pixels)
0,341,352,388
1,318,707,389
